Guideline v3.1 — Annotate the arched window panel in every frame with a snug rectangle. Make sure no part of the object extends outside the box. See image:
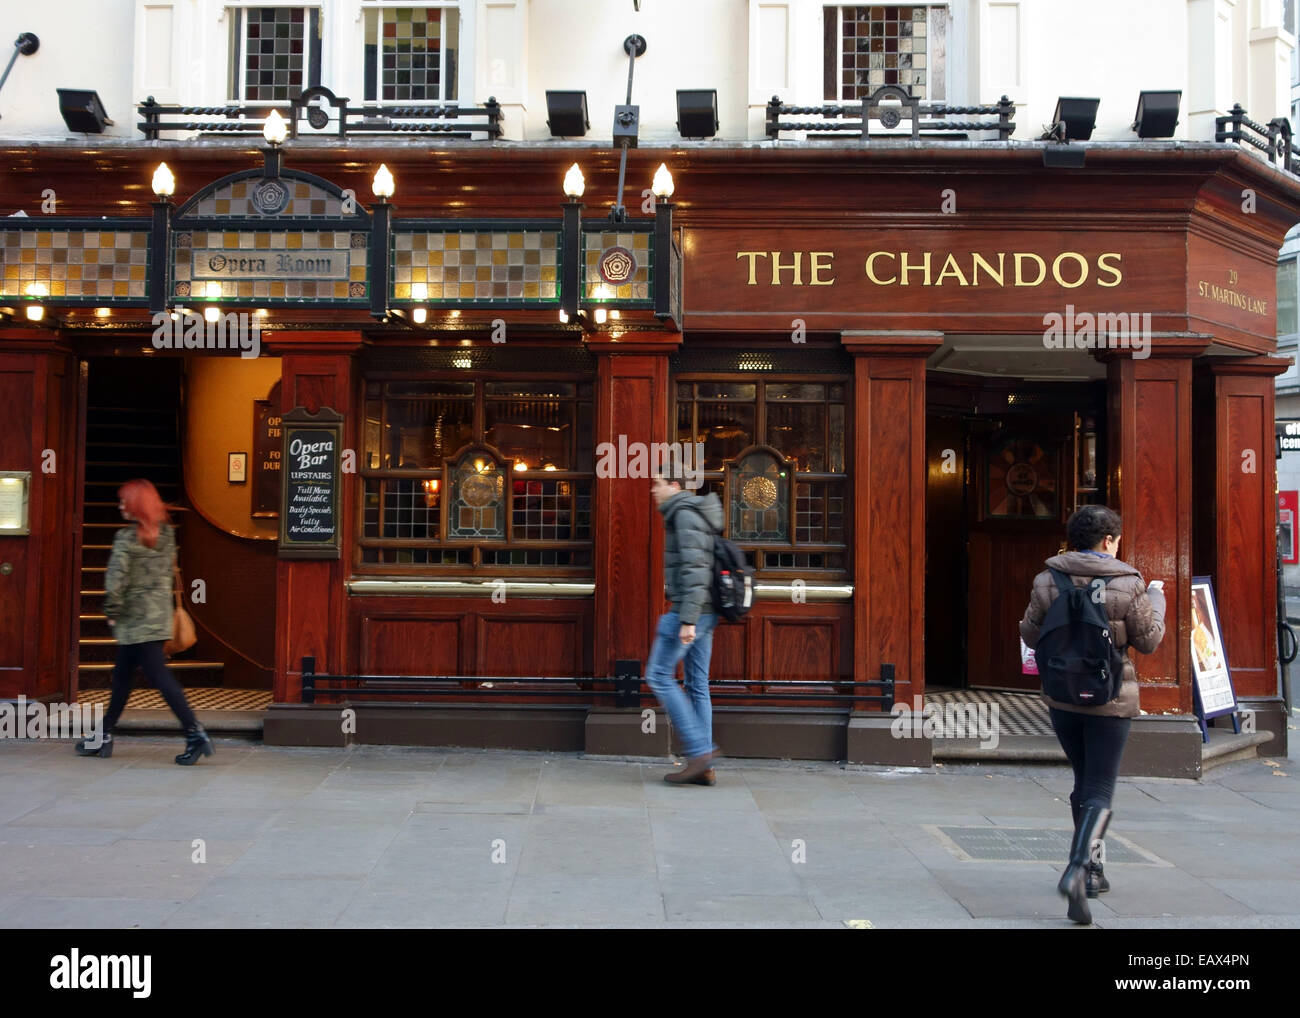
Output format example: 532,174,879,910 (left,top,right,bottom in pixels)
728,446,791,543
446,447,507,541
